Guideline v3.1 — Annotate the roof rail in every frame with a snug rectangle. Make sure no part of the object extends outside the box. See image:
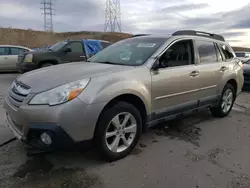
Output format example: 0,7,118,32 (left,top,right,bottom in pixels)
172,30,225,42
131,34,151,37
